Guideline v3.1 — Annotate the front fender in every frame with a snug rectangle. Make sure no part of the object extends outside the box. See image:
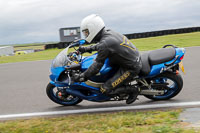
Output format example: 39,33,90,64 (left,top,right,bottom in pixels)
49,81,67,87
